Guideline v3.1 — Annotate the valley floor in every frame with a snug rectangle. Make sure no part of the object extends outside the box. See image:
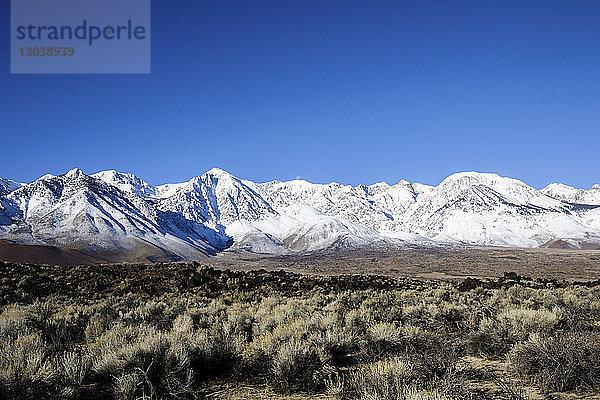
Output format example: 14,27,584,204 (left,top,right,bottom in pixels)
2,259,600,399
208,246,600,281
